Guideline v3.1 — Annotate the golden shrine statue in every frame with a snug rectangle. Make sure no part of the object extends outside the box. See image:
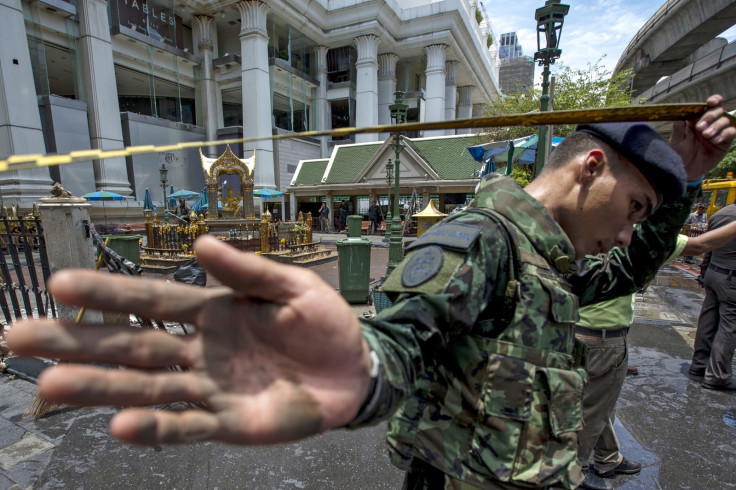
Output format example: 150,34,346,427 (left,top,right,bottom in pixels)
199,145,256,219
